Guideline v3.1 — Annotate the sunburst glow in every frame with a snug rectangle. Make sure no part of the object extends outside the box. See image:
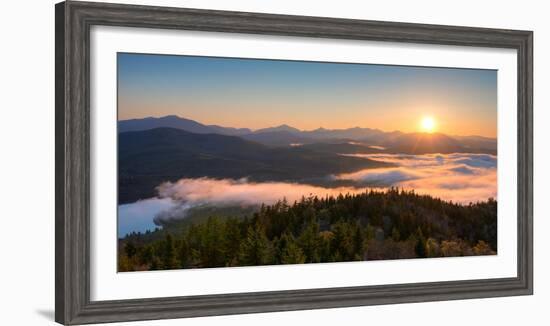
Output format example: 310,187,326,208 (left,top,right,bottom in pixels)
420,116,437,133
